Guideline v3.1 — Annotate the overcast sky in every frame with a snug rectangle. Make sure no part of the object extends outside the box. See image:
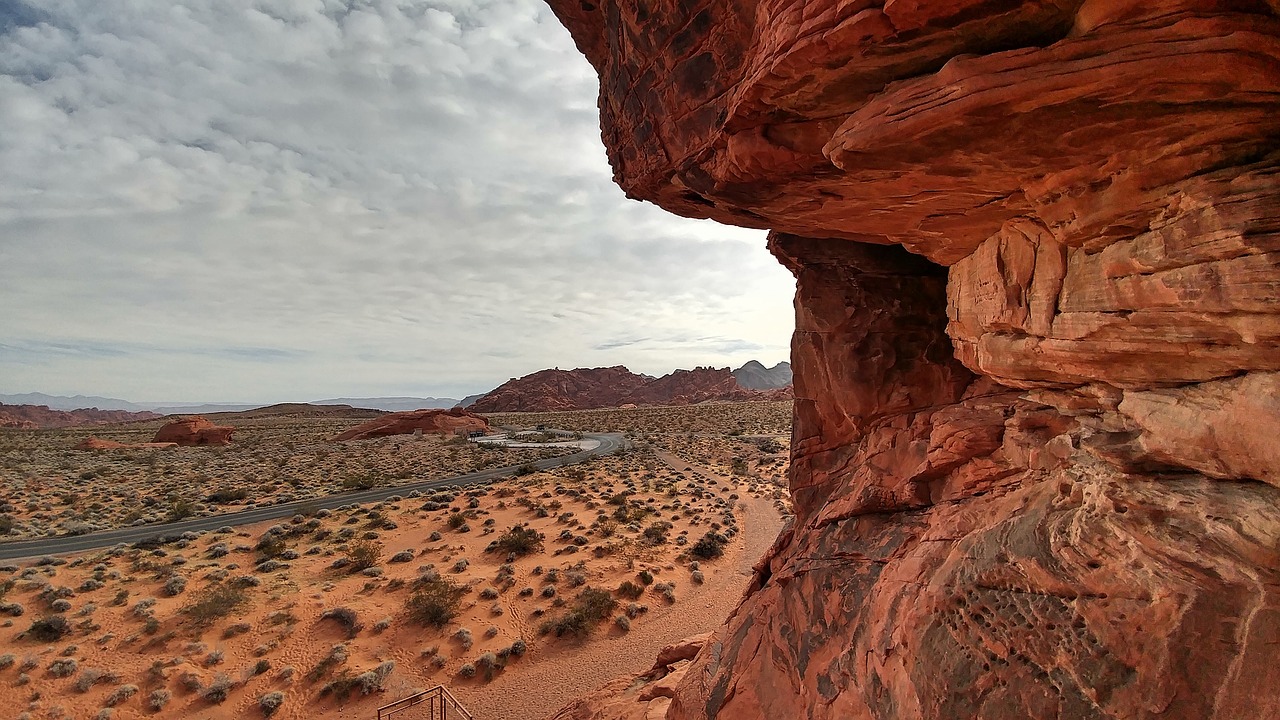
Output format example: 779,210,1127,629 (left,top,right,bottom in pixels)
0,0,794,402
